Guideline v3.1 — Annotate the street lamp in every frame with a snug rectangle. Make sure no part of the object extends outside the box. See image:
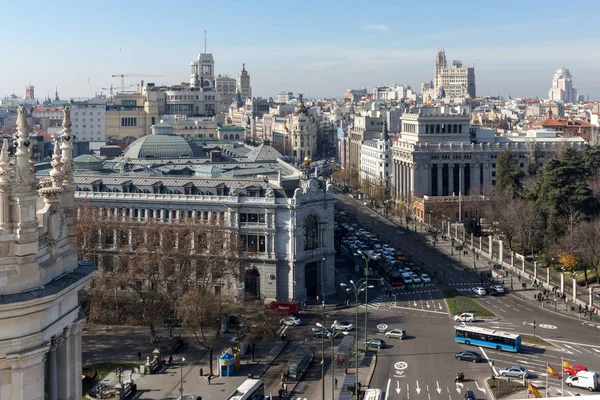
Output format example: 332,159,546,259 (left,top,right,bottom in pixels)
316,322,348,400
357,250,377,352
340,279,373,397
180,357,186,395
